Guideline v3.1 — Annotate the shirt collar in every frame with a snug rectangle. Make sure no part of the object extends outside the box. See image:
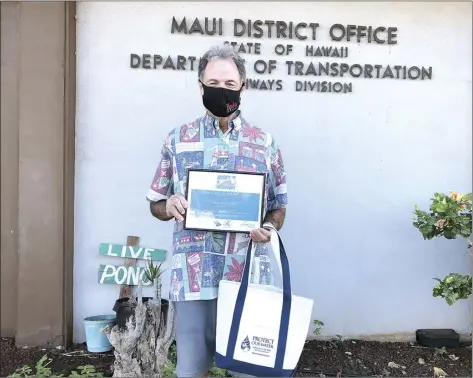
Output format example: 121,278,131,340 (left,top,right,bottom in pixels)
203,111,243,132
